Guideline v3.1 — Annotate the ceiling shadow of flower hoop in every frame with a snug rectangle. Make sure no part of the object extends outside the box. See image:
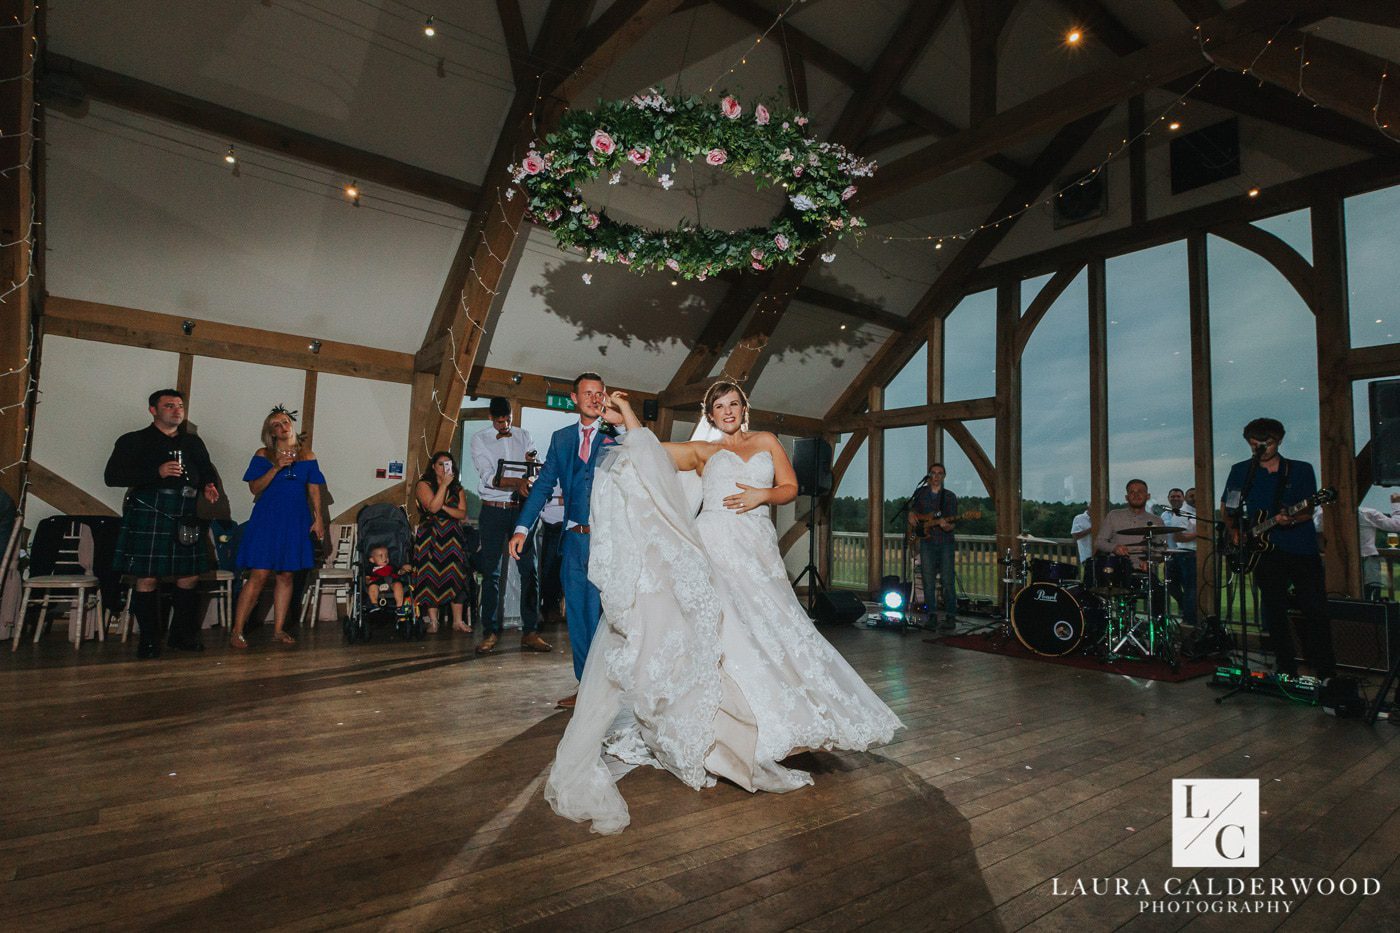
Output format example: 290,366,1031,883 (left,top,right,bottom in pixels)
512,88,876,281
